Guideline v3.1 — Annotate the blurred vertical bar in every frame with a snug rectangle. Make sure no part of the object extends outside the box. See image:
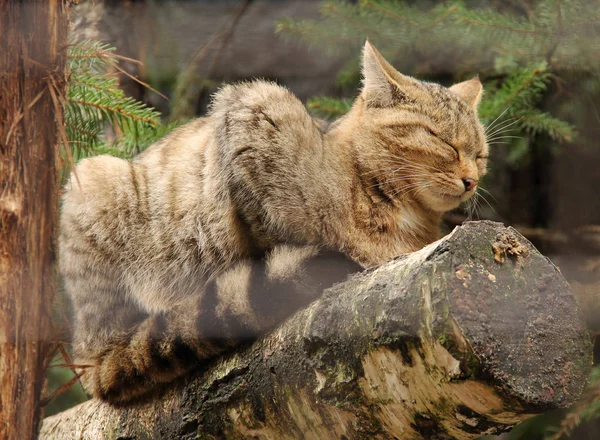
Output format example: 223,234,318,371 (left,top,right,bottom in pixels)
0,0,67,439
